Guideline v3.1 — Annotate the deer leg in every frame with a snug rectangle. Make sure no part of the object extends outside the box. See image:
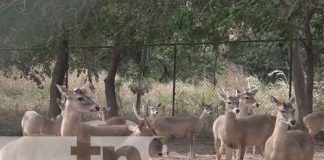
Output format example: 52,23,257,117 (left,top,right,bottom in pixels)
233,149,236,159
215,138,222,160
225,146,233,160
257,143,265,156
237,145,246,160
192,134,196,158
187,132,195,158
